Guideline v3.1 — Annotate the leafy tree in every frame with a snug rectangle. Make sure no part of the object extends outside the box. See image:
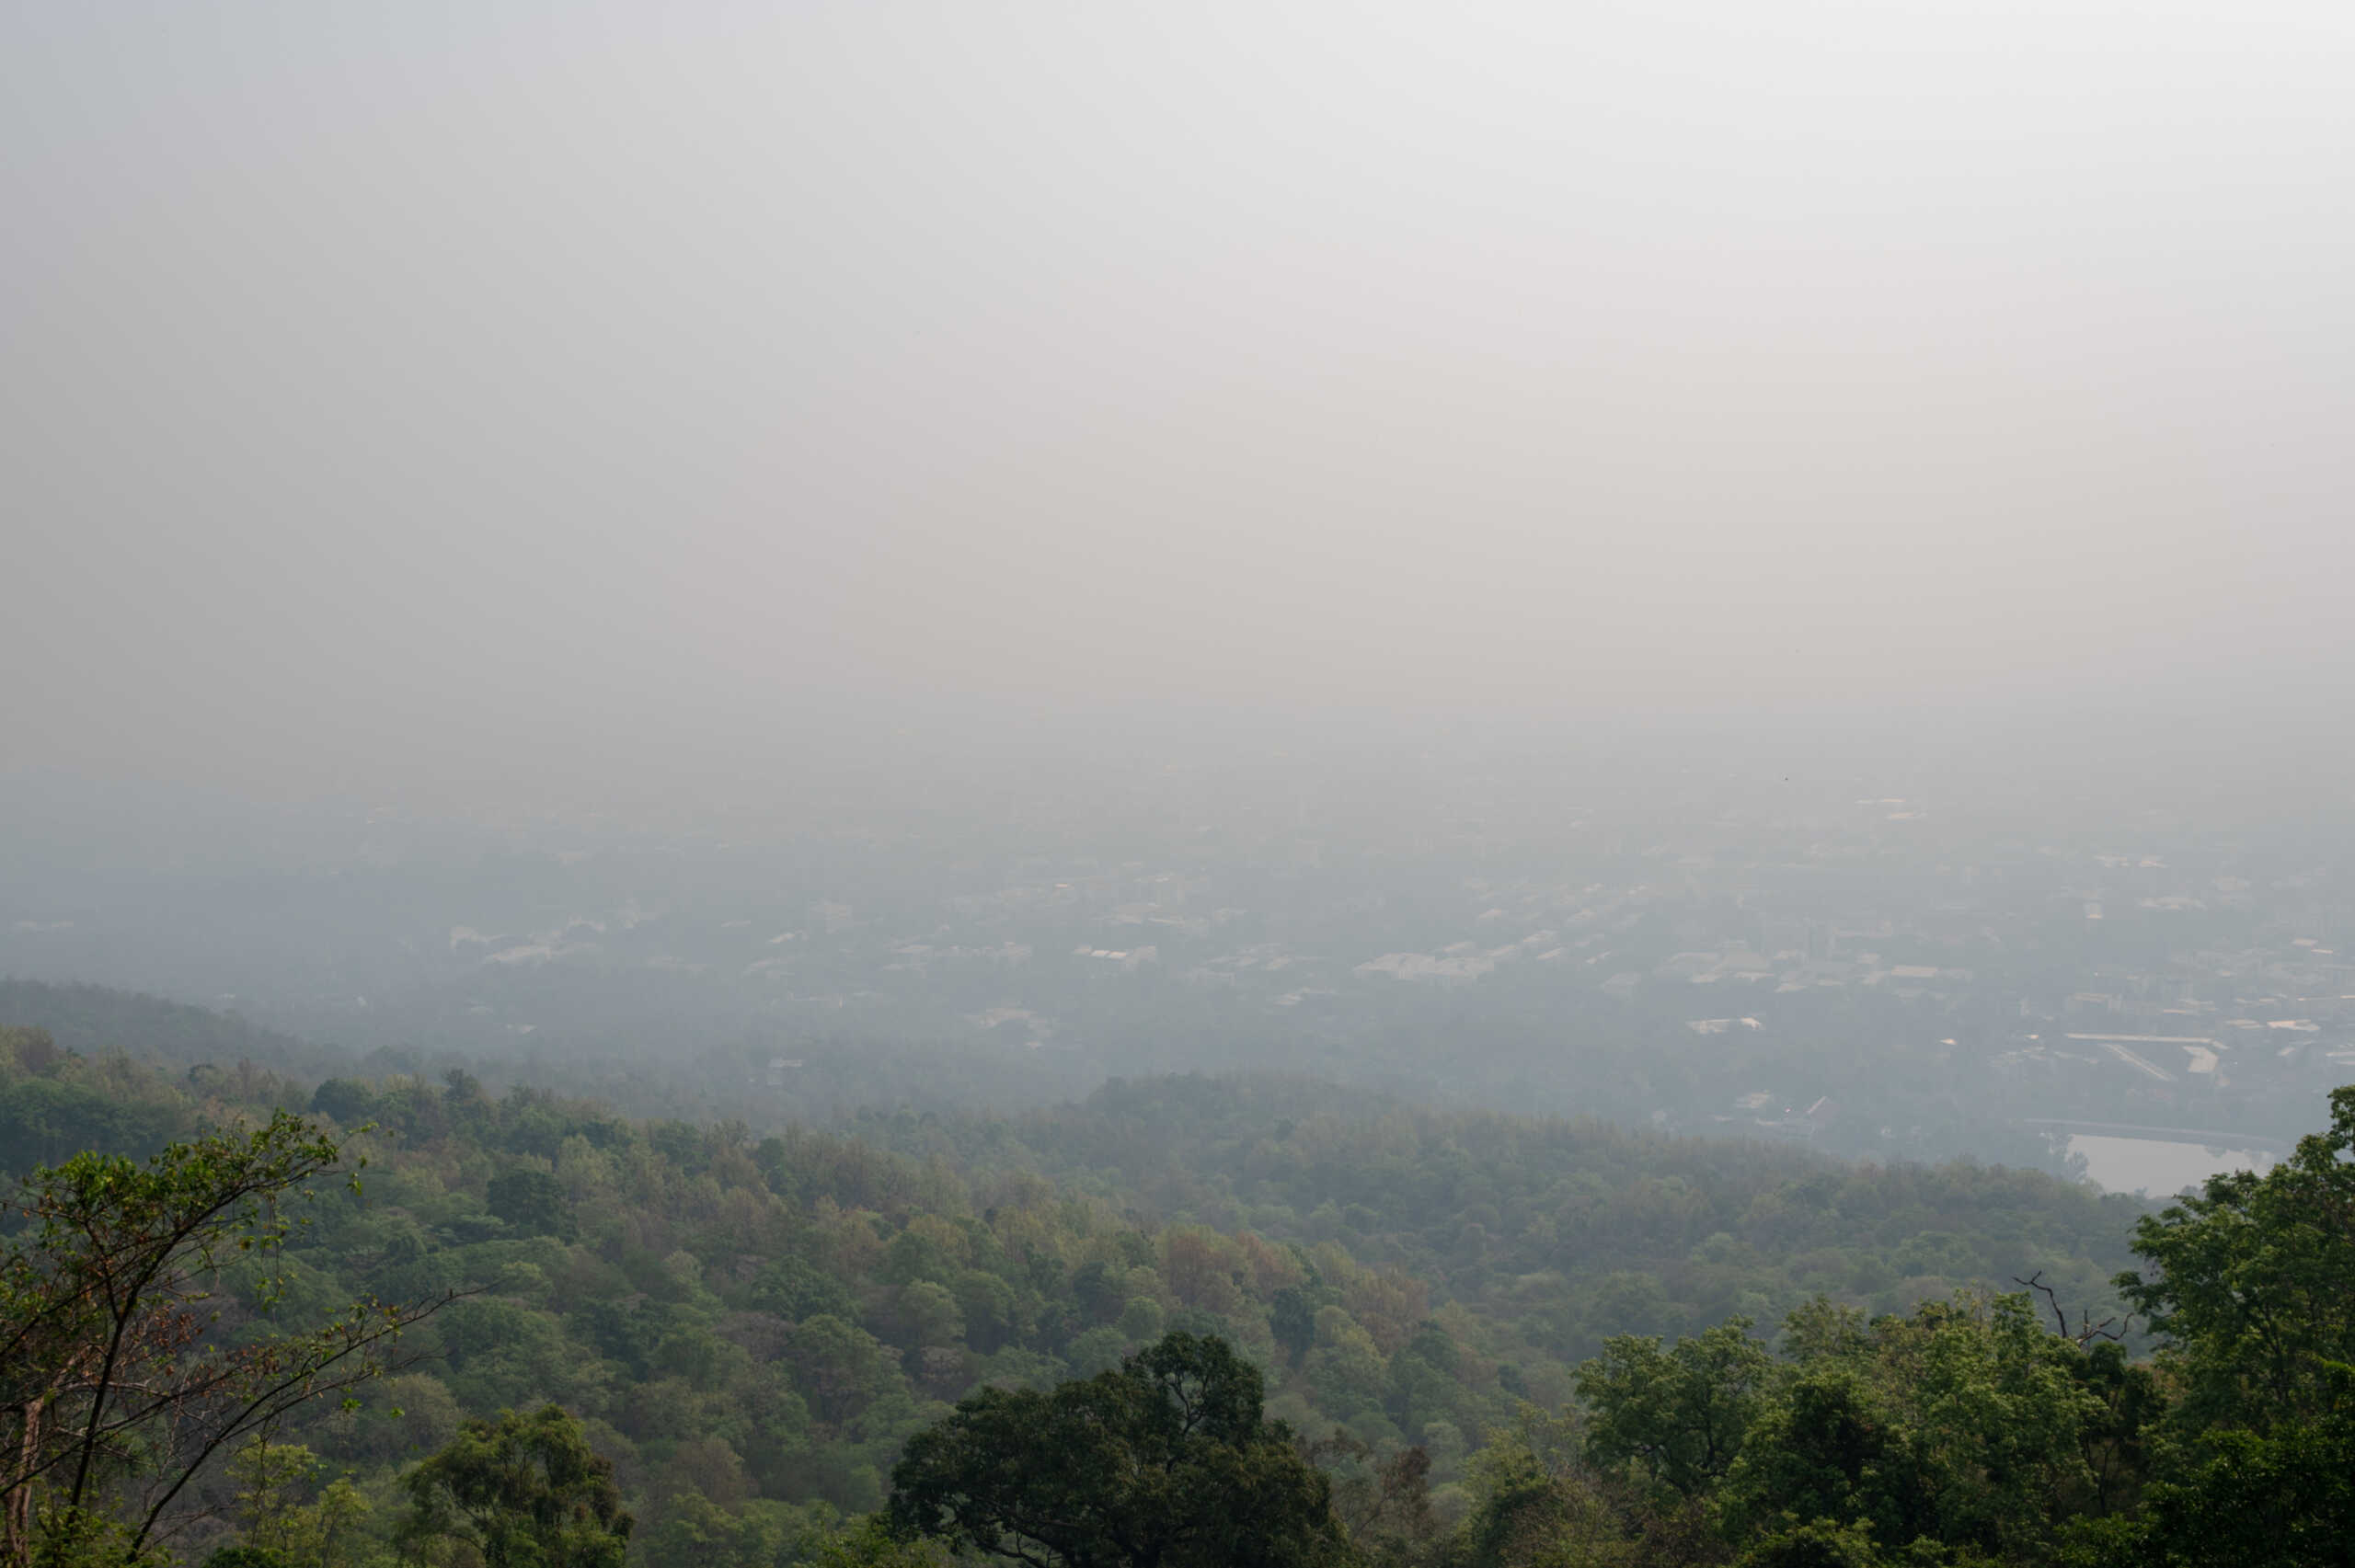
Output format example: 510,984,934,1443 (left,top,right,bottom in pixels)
630,1494,855,1568
2116,1084,2355,1432
2045,1089,2355,1563
894,1283,963,1350
1451,1406,1713,1568
0,1028,190,1172
306,1083,377,1130
1721,1293,2114,1562
1270,1289,1317,1369
1720,1365,1919,1551
202,1548,291,1568
1303,1430,1437,1568
808,1516,948,1568
2062,1341,2162,1518
888,1332,1359,1568
750,1256,859,1325
787,1318,903,1434
2058,1381,2355,1567
1071,1264,1122,1325
1732,1517,1885,1568
224,1441,372,1568
483,1174,574,1245
396,1405,630,1568
0,1114,446,1568
0,1028,64,1078
1575,1317,1773,1497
